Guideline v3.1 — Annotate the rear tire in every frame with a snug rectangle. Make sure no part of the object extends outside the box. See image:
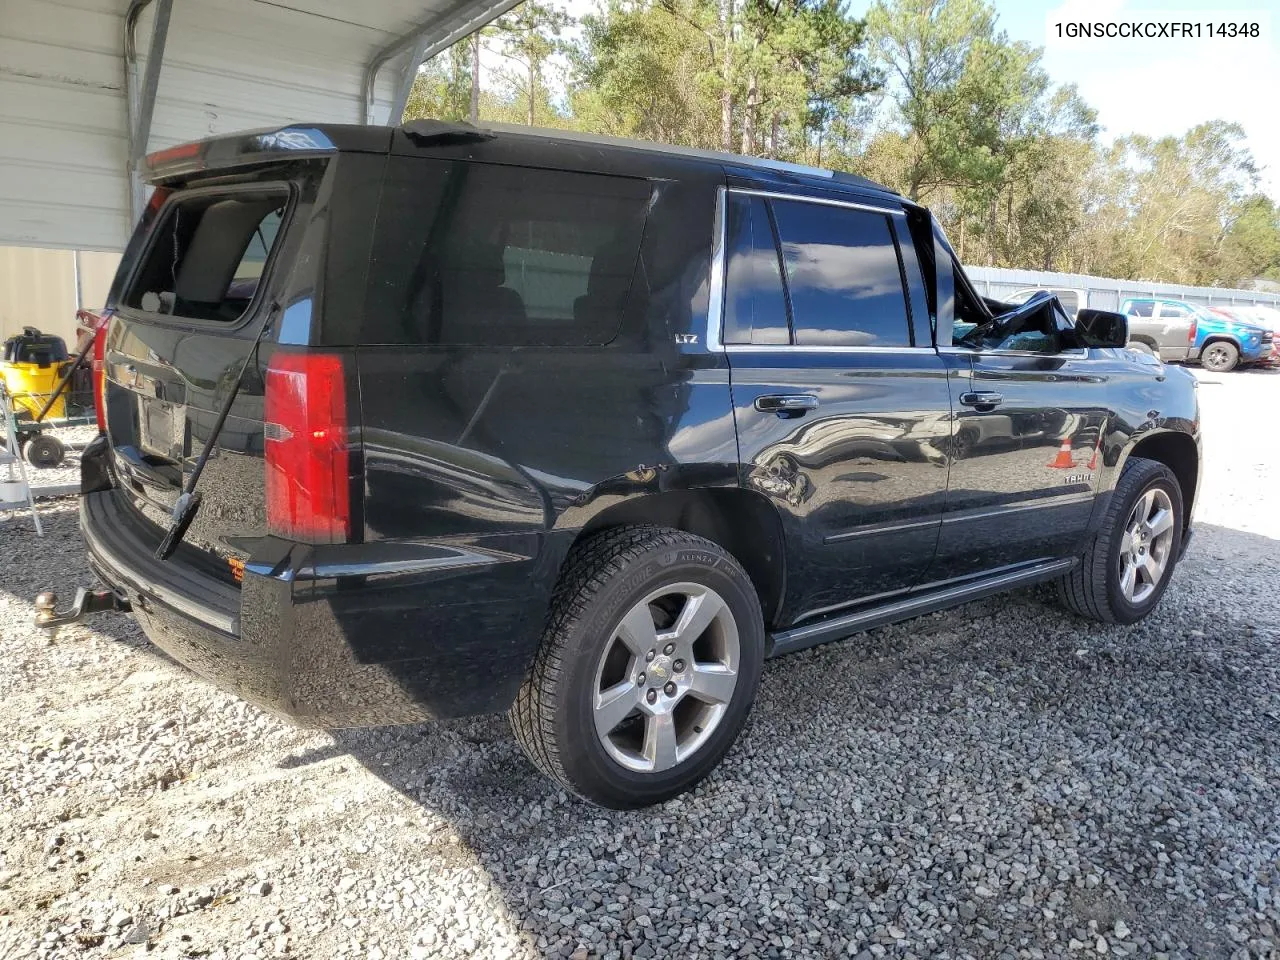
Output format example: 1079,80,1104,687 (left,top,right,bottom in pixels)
1126,341,1156,358
1200,340,1239,372
509,525,764,809
24,434,65,469
1057,456,1184,624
